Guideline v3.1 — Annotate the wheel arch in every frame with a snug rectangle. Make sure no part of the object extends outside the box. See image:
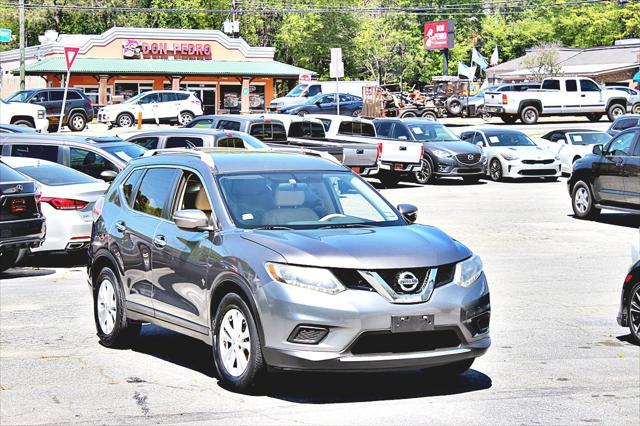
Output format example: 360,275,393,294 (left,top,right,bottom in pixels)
90,249,122,292
9,115,36,126
605,97,627,109
517,99,542,115
621,264,640,324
